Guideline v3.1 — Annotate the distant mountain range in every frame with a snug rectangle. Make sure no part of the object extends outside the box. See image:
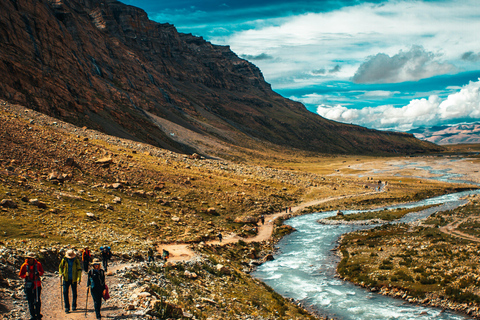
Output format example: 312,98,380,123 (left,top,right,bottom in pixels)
408,123,480,145
0,0,442,156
